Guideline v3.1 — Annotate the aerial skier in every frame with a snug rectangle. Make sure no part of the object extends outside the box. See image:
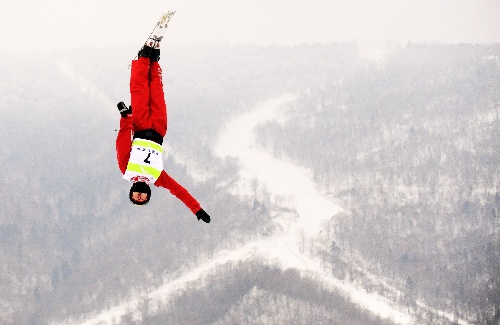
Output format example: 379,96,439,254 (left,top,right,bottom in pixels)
115,12,211,223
